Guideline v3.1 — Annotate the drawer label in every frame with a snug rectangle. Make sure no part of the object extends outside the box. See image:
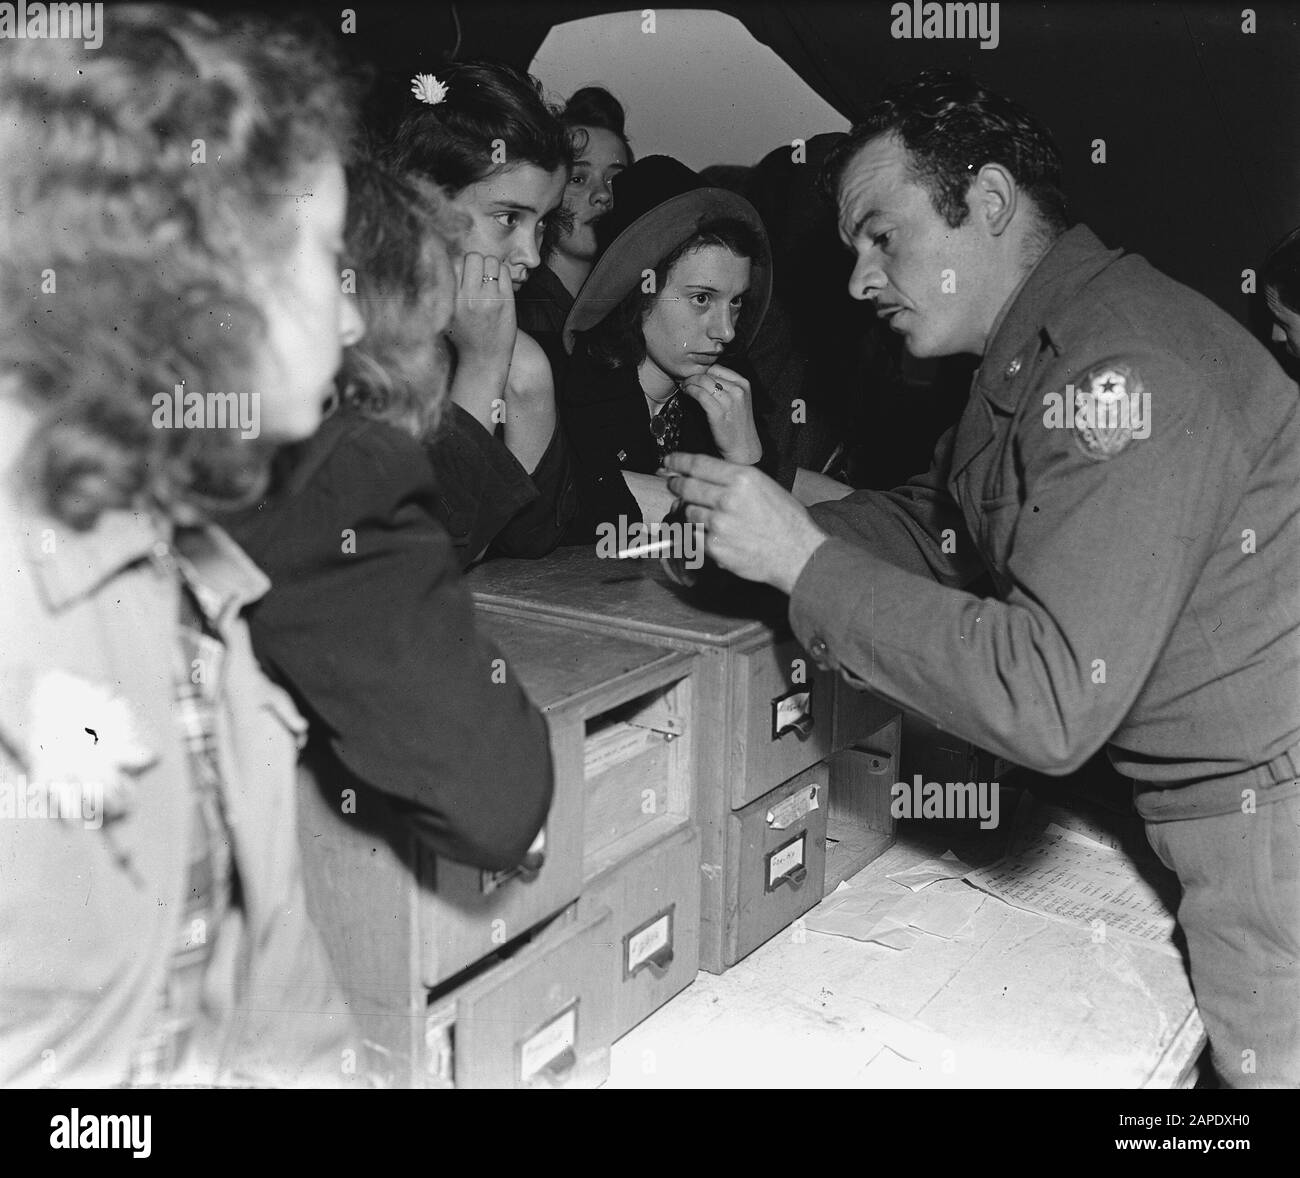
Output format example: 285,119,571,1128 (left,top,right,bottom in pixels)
624,906,675,979
771,690,812,739
518,1000,578,1084
766,785,819,830
766,833,807,890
